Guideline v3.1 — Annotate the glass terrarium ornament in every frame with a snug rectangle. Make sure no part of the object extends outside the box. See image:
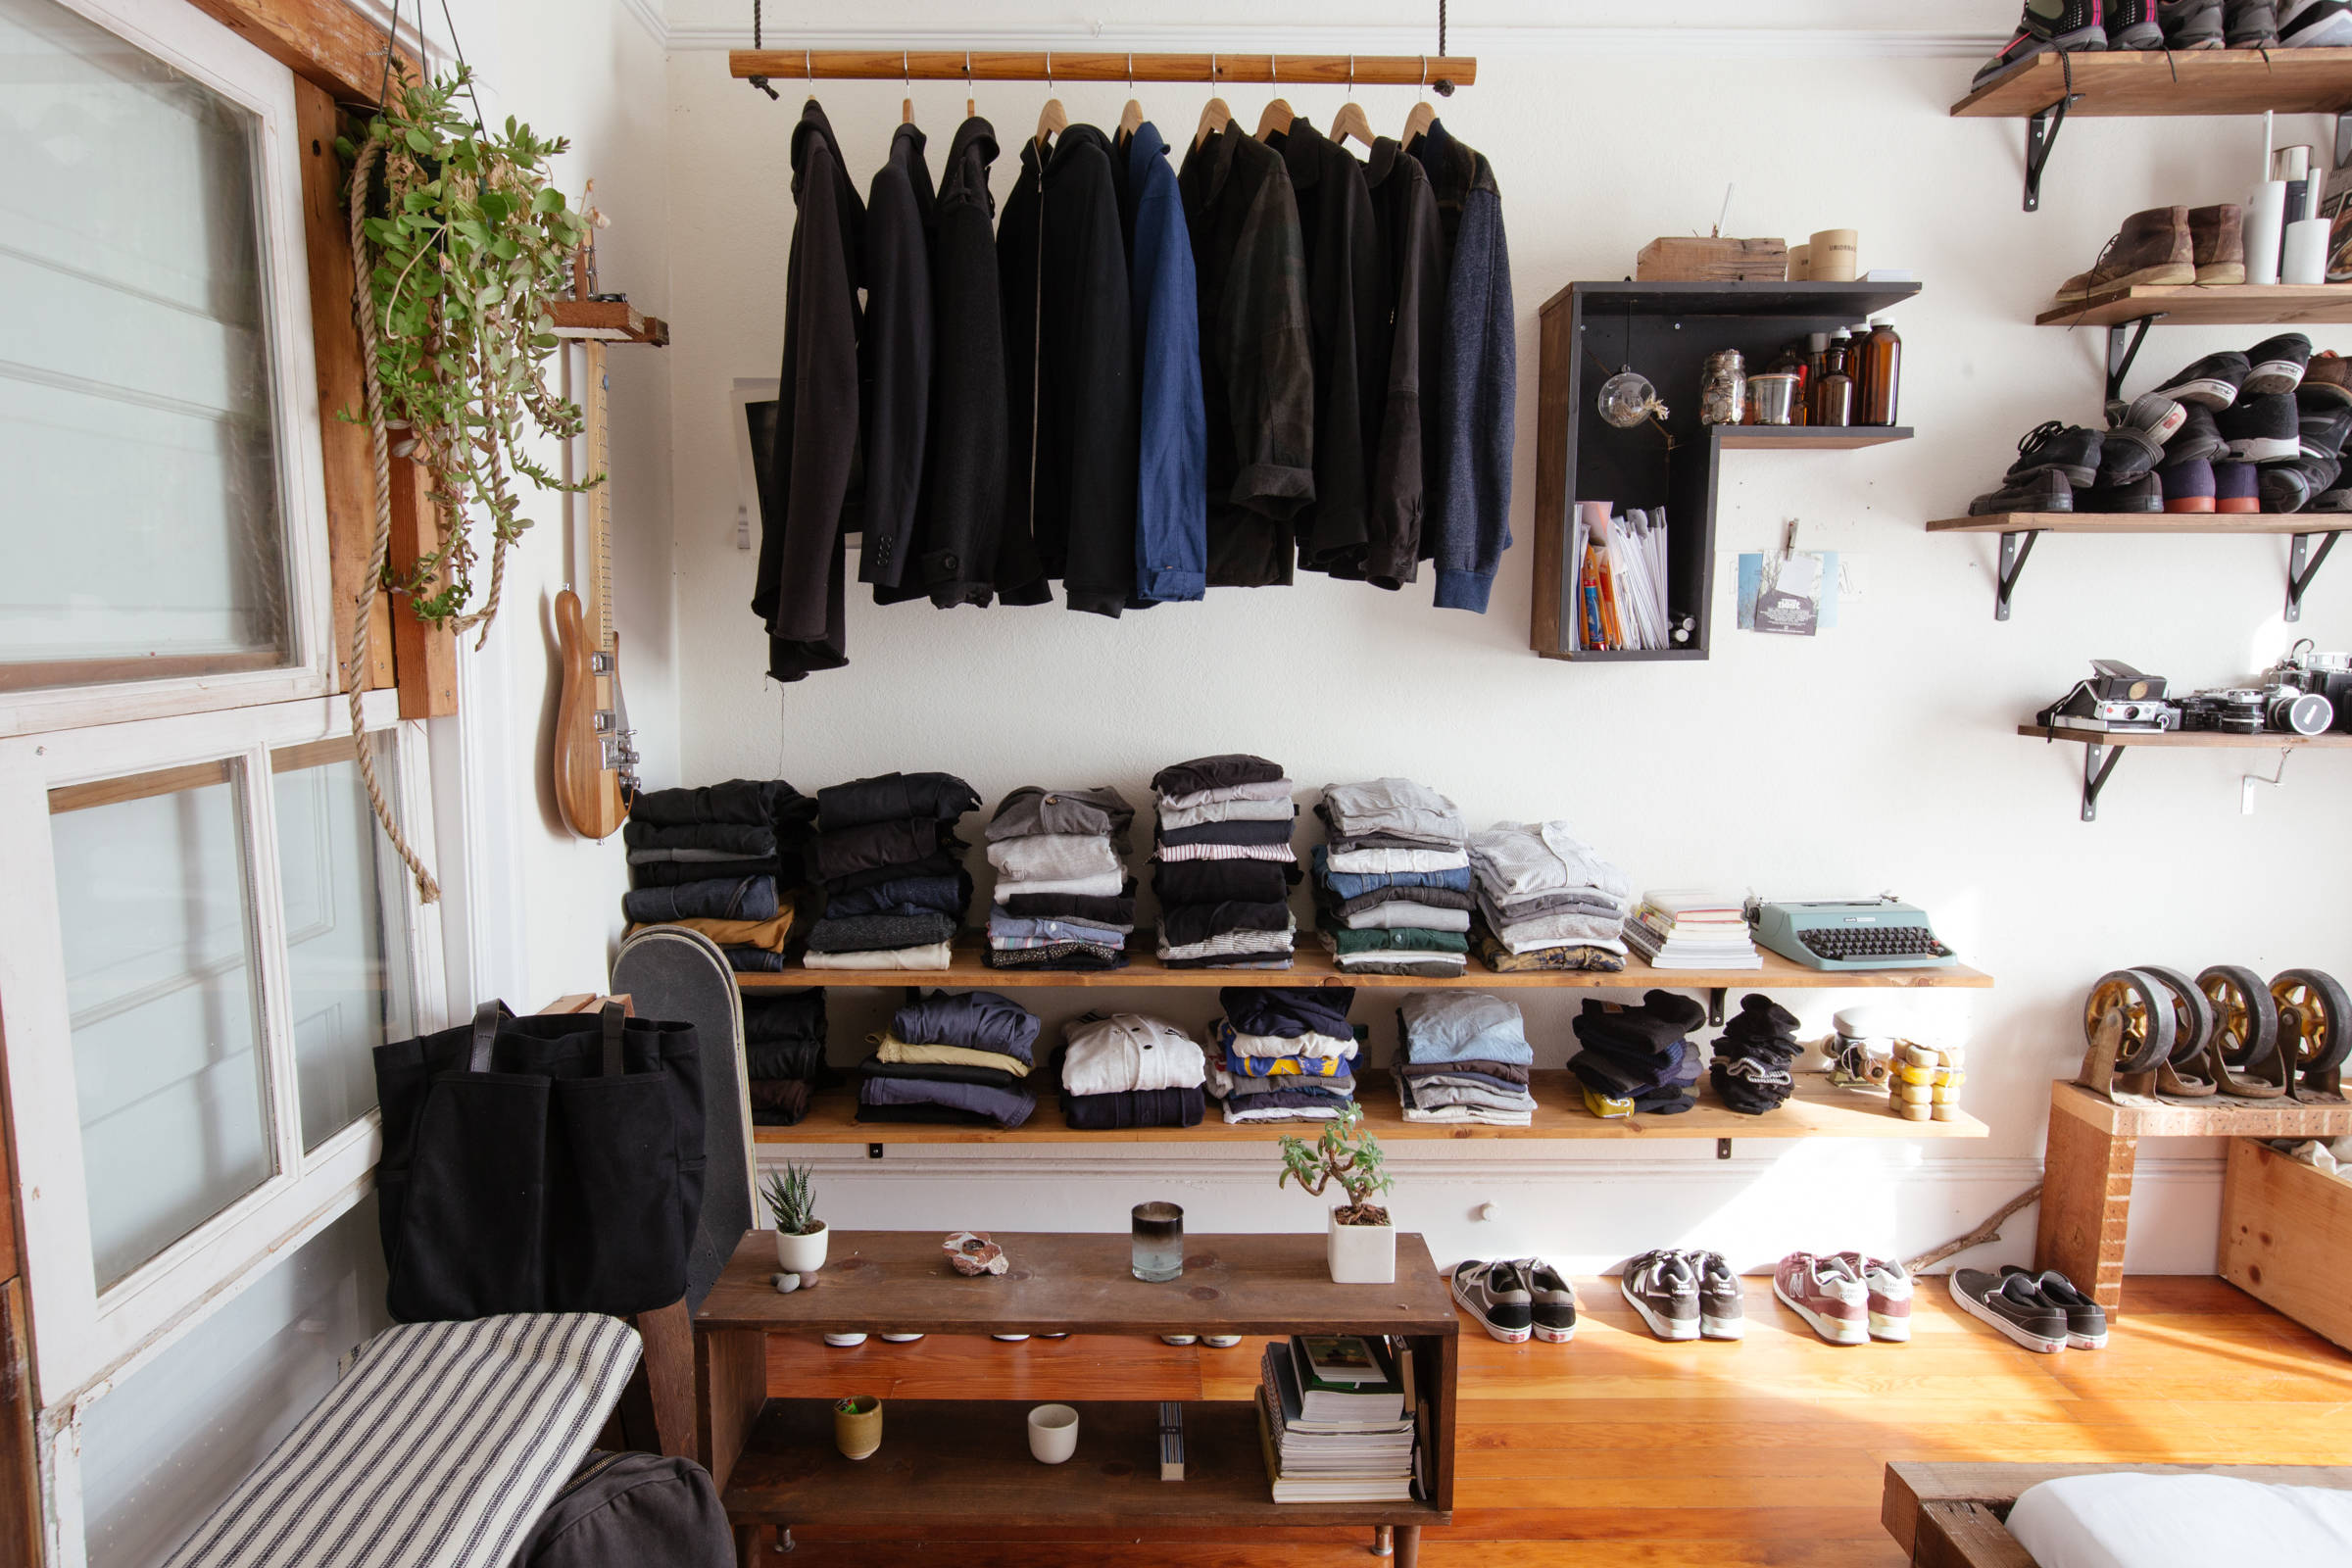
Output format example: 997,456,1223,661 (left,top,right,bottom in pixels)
1598,367,1669,429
